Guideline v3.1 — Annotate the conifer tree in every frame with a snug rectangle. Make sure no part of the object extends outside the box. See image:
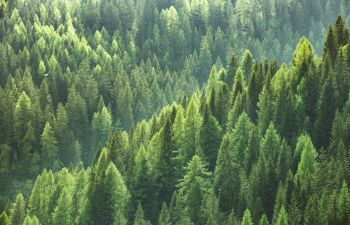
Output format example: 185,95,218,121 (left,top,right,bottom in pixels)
0,212,10,225
241,209,253,225
134,204,151,225
40,122,59,170
158,203,171,225
178,155,211,224
22,215,41,225
259,214,269,225
337,181,350,224
276,206,288,225
52,188,72,225
214,133,241,213
92,106,112,146
10,193,26,225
